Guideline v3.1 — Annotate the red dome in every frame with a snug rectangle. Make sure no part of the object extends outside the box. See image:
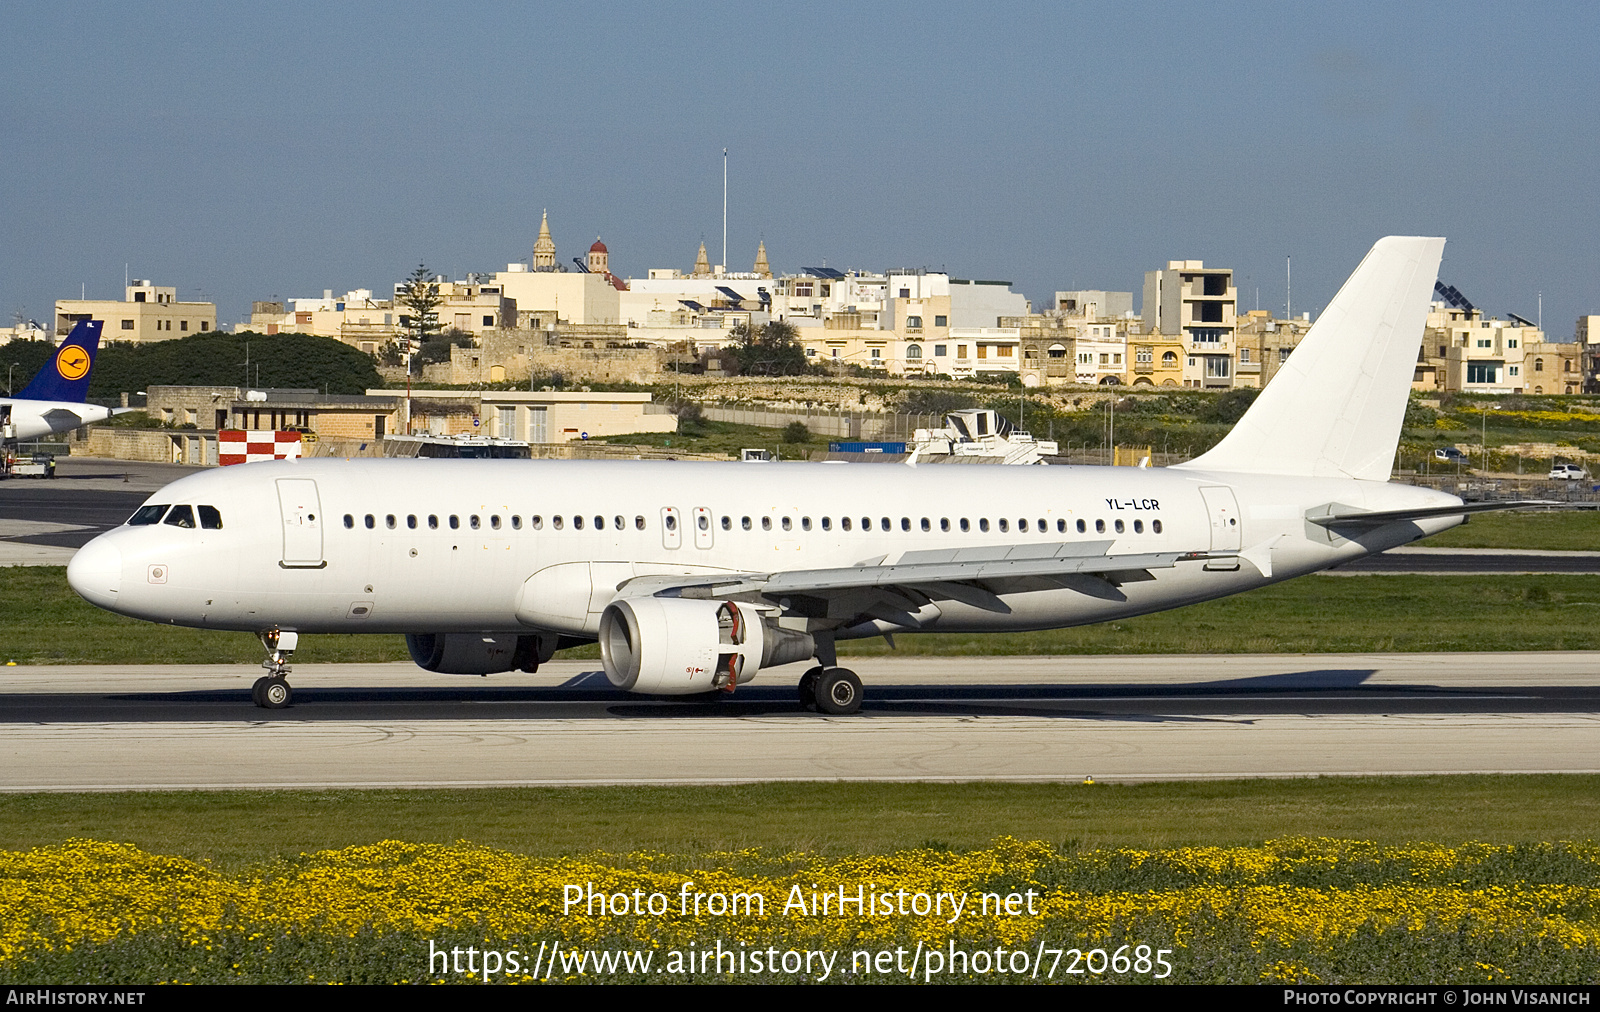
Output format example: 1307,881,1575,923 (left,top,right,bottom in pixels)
590,237,607,253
